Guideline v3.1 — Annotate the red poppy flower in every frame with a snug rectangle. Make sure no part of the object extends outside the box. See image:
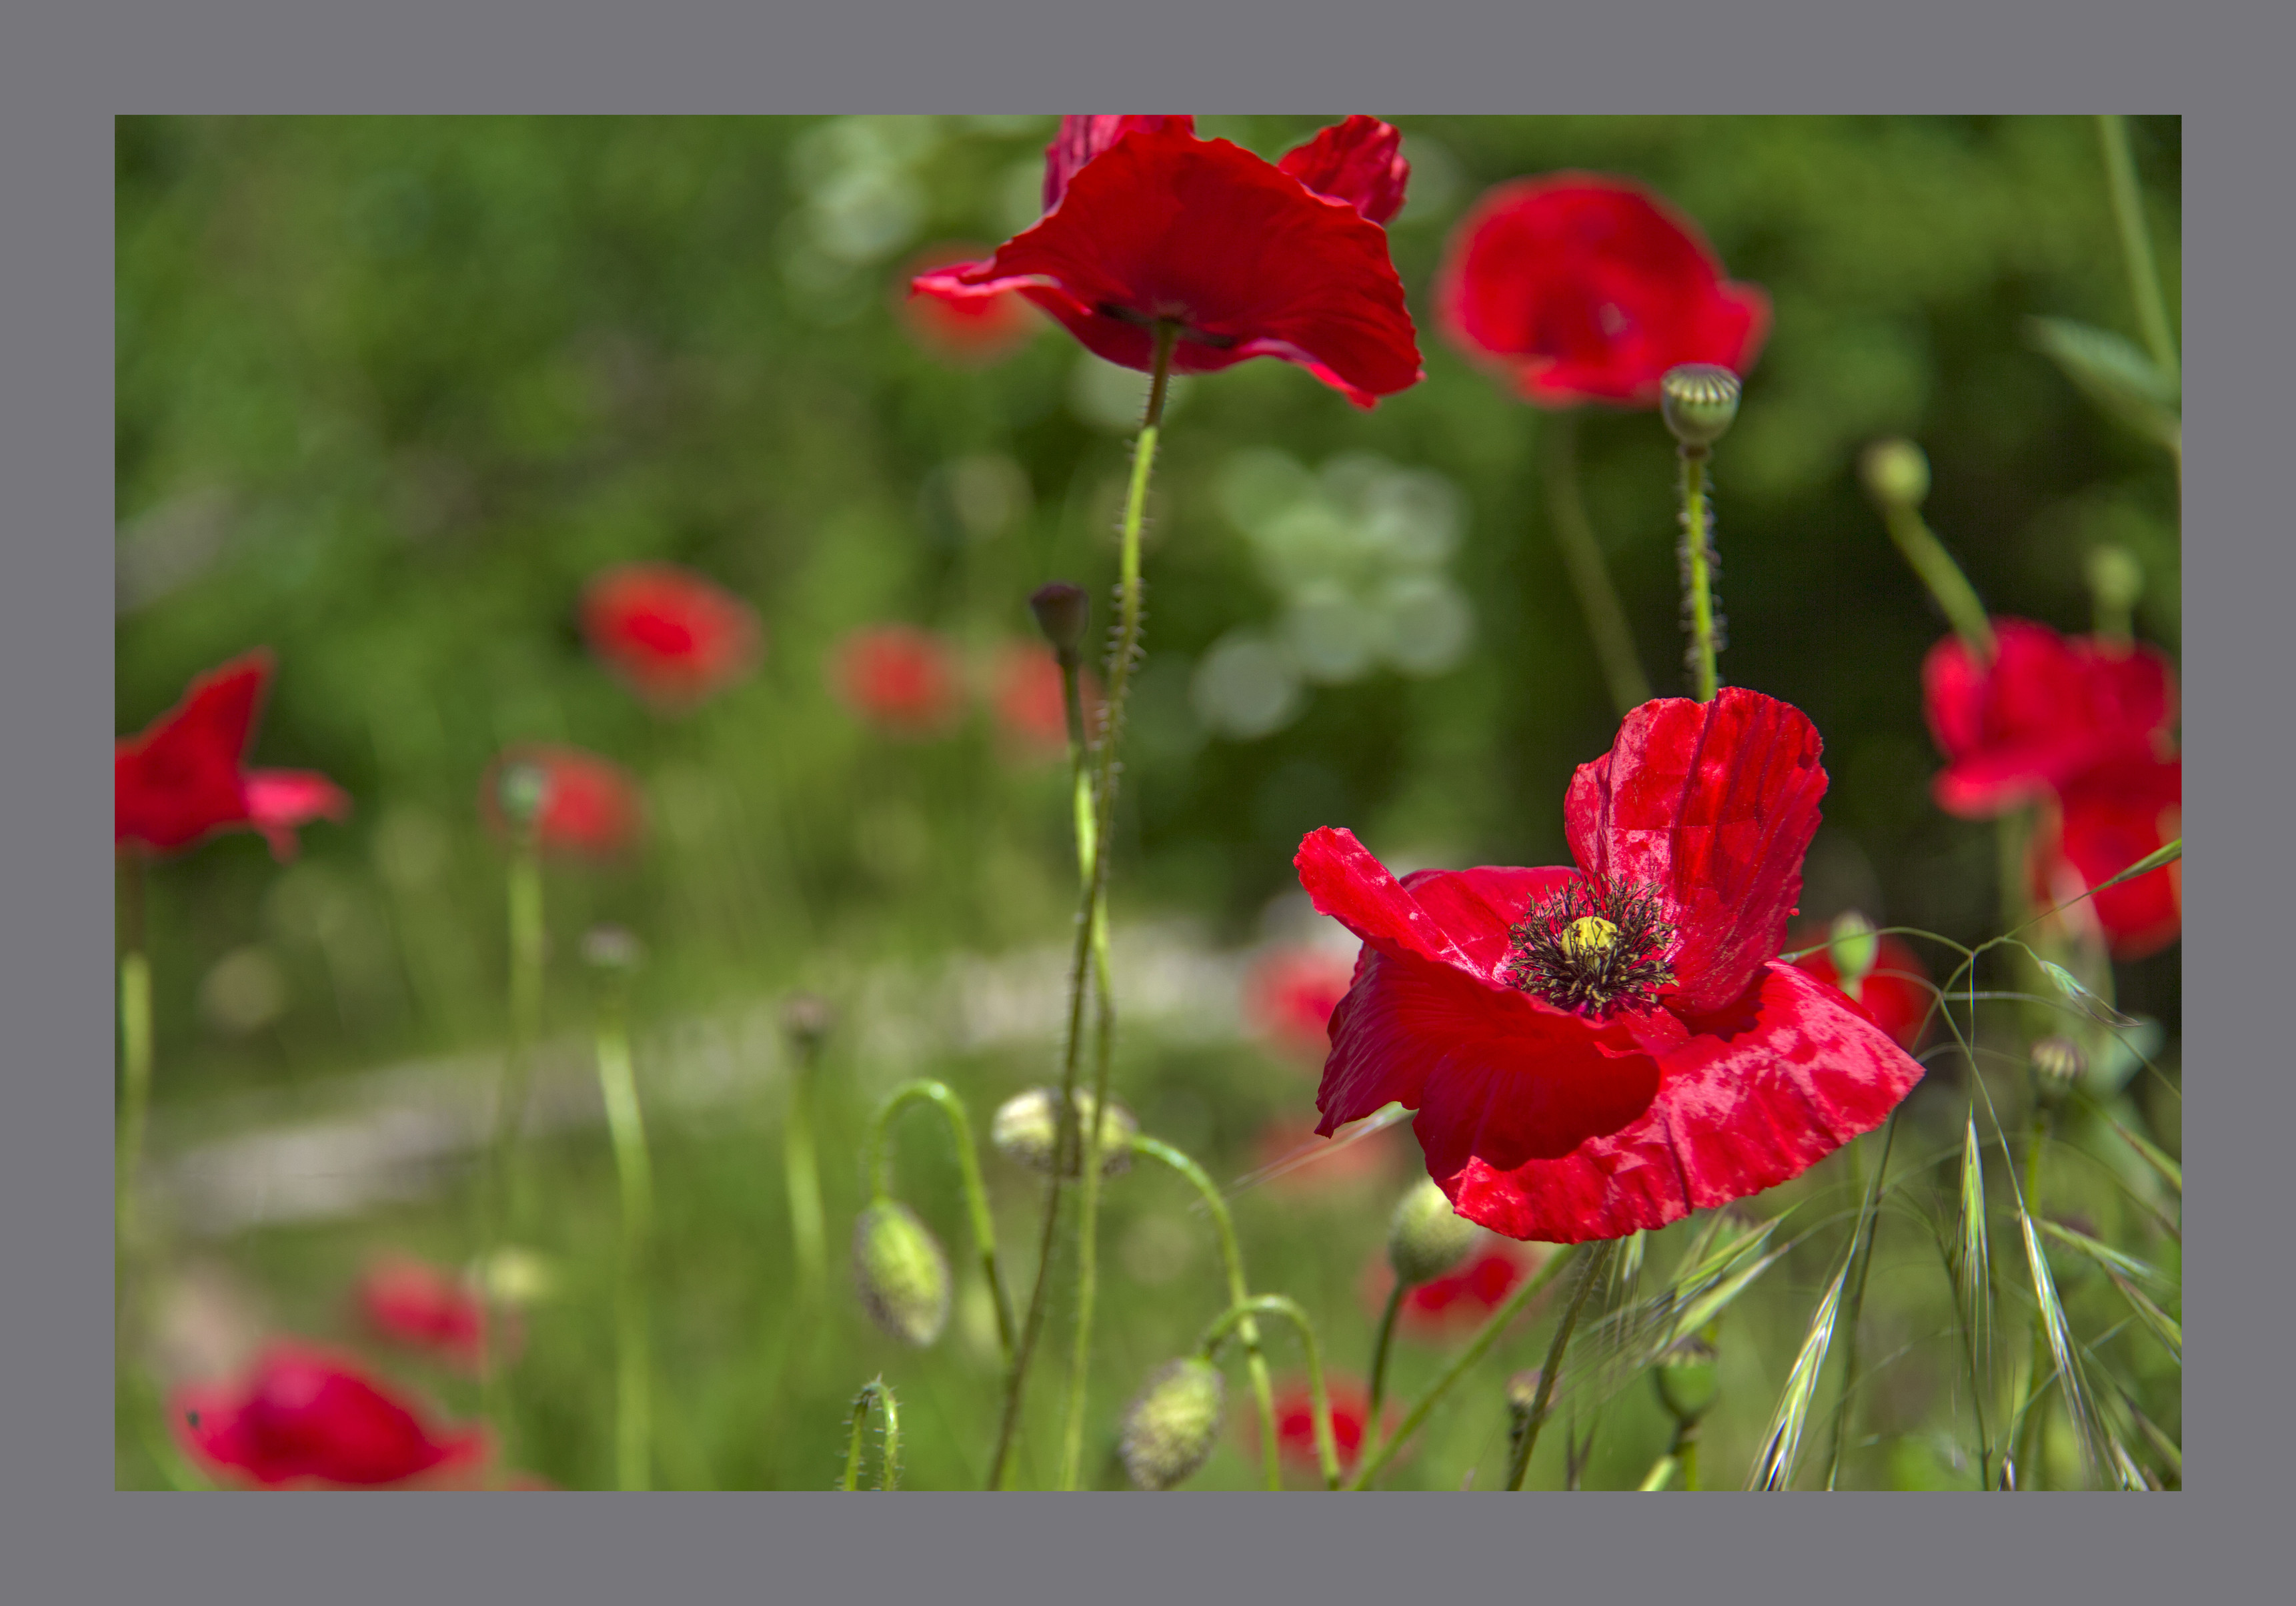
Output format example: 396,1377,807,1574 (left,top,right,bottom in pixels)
1296,688,1924,1244
829,624,964,738
580,562,762,712
1436,174,1770,408
1262,1375,1394,1477
116,651,350,861
1791,930,1935,1051
895,241,1043,365
913,118,1424,410
1244,946,1357,1059
355,1254,502,1372
171,1341,486,1488
479,744,646,861
1923,620,2176,818
987,641,1102,759
2036,753,2183,960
